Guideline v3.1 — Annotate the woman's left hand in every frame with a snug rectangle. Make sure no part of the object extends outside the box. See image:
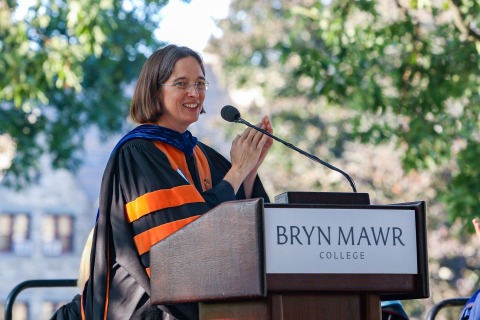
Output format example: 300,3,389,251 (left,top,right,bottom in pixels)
250,115,273,175
241,115,273,198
